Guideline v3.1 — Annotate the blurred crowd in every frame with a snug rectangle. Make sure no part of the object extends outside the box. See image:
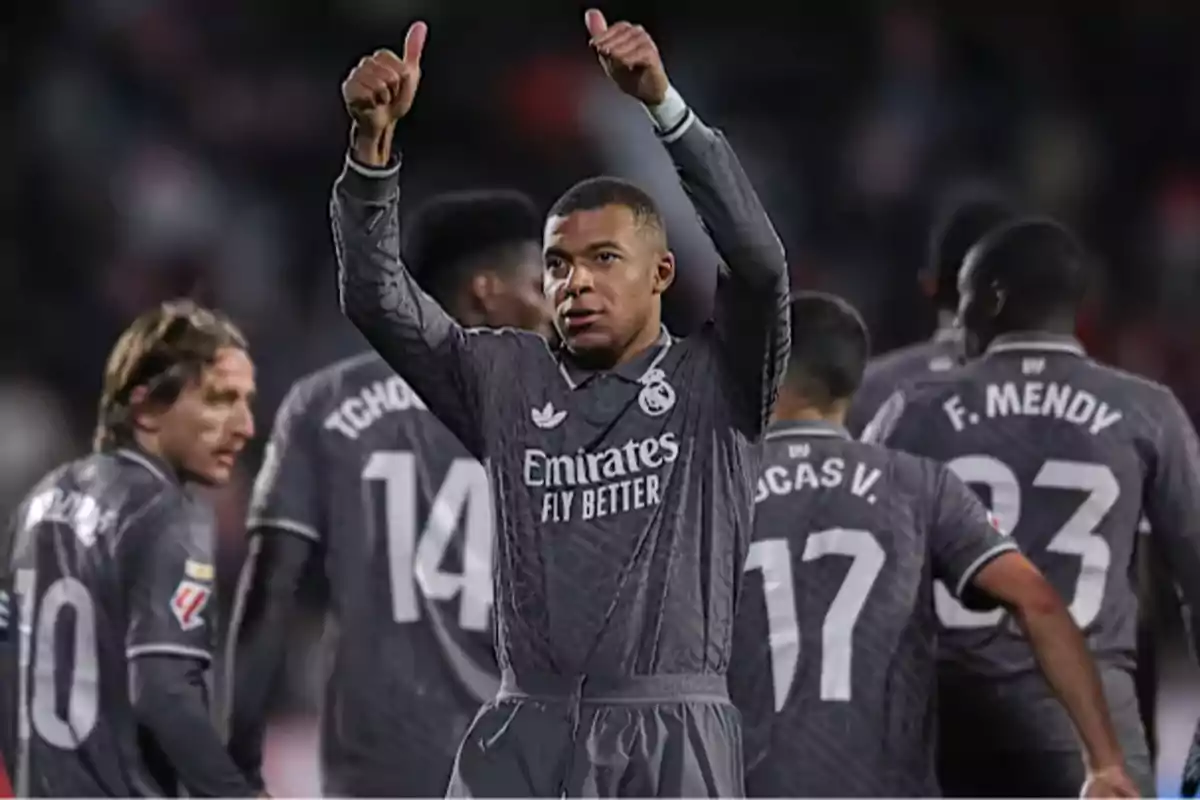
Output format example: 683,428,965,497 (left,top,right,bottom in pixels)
7,0,1199,793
